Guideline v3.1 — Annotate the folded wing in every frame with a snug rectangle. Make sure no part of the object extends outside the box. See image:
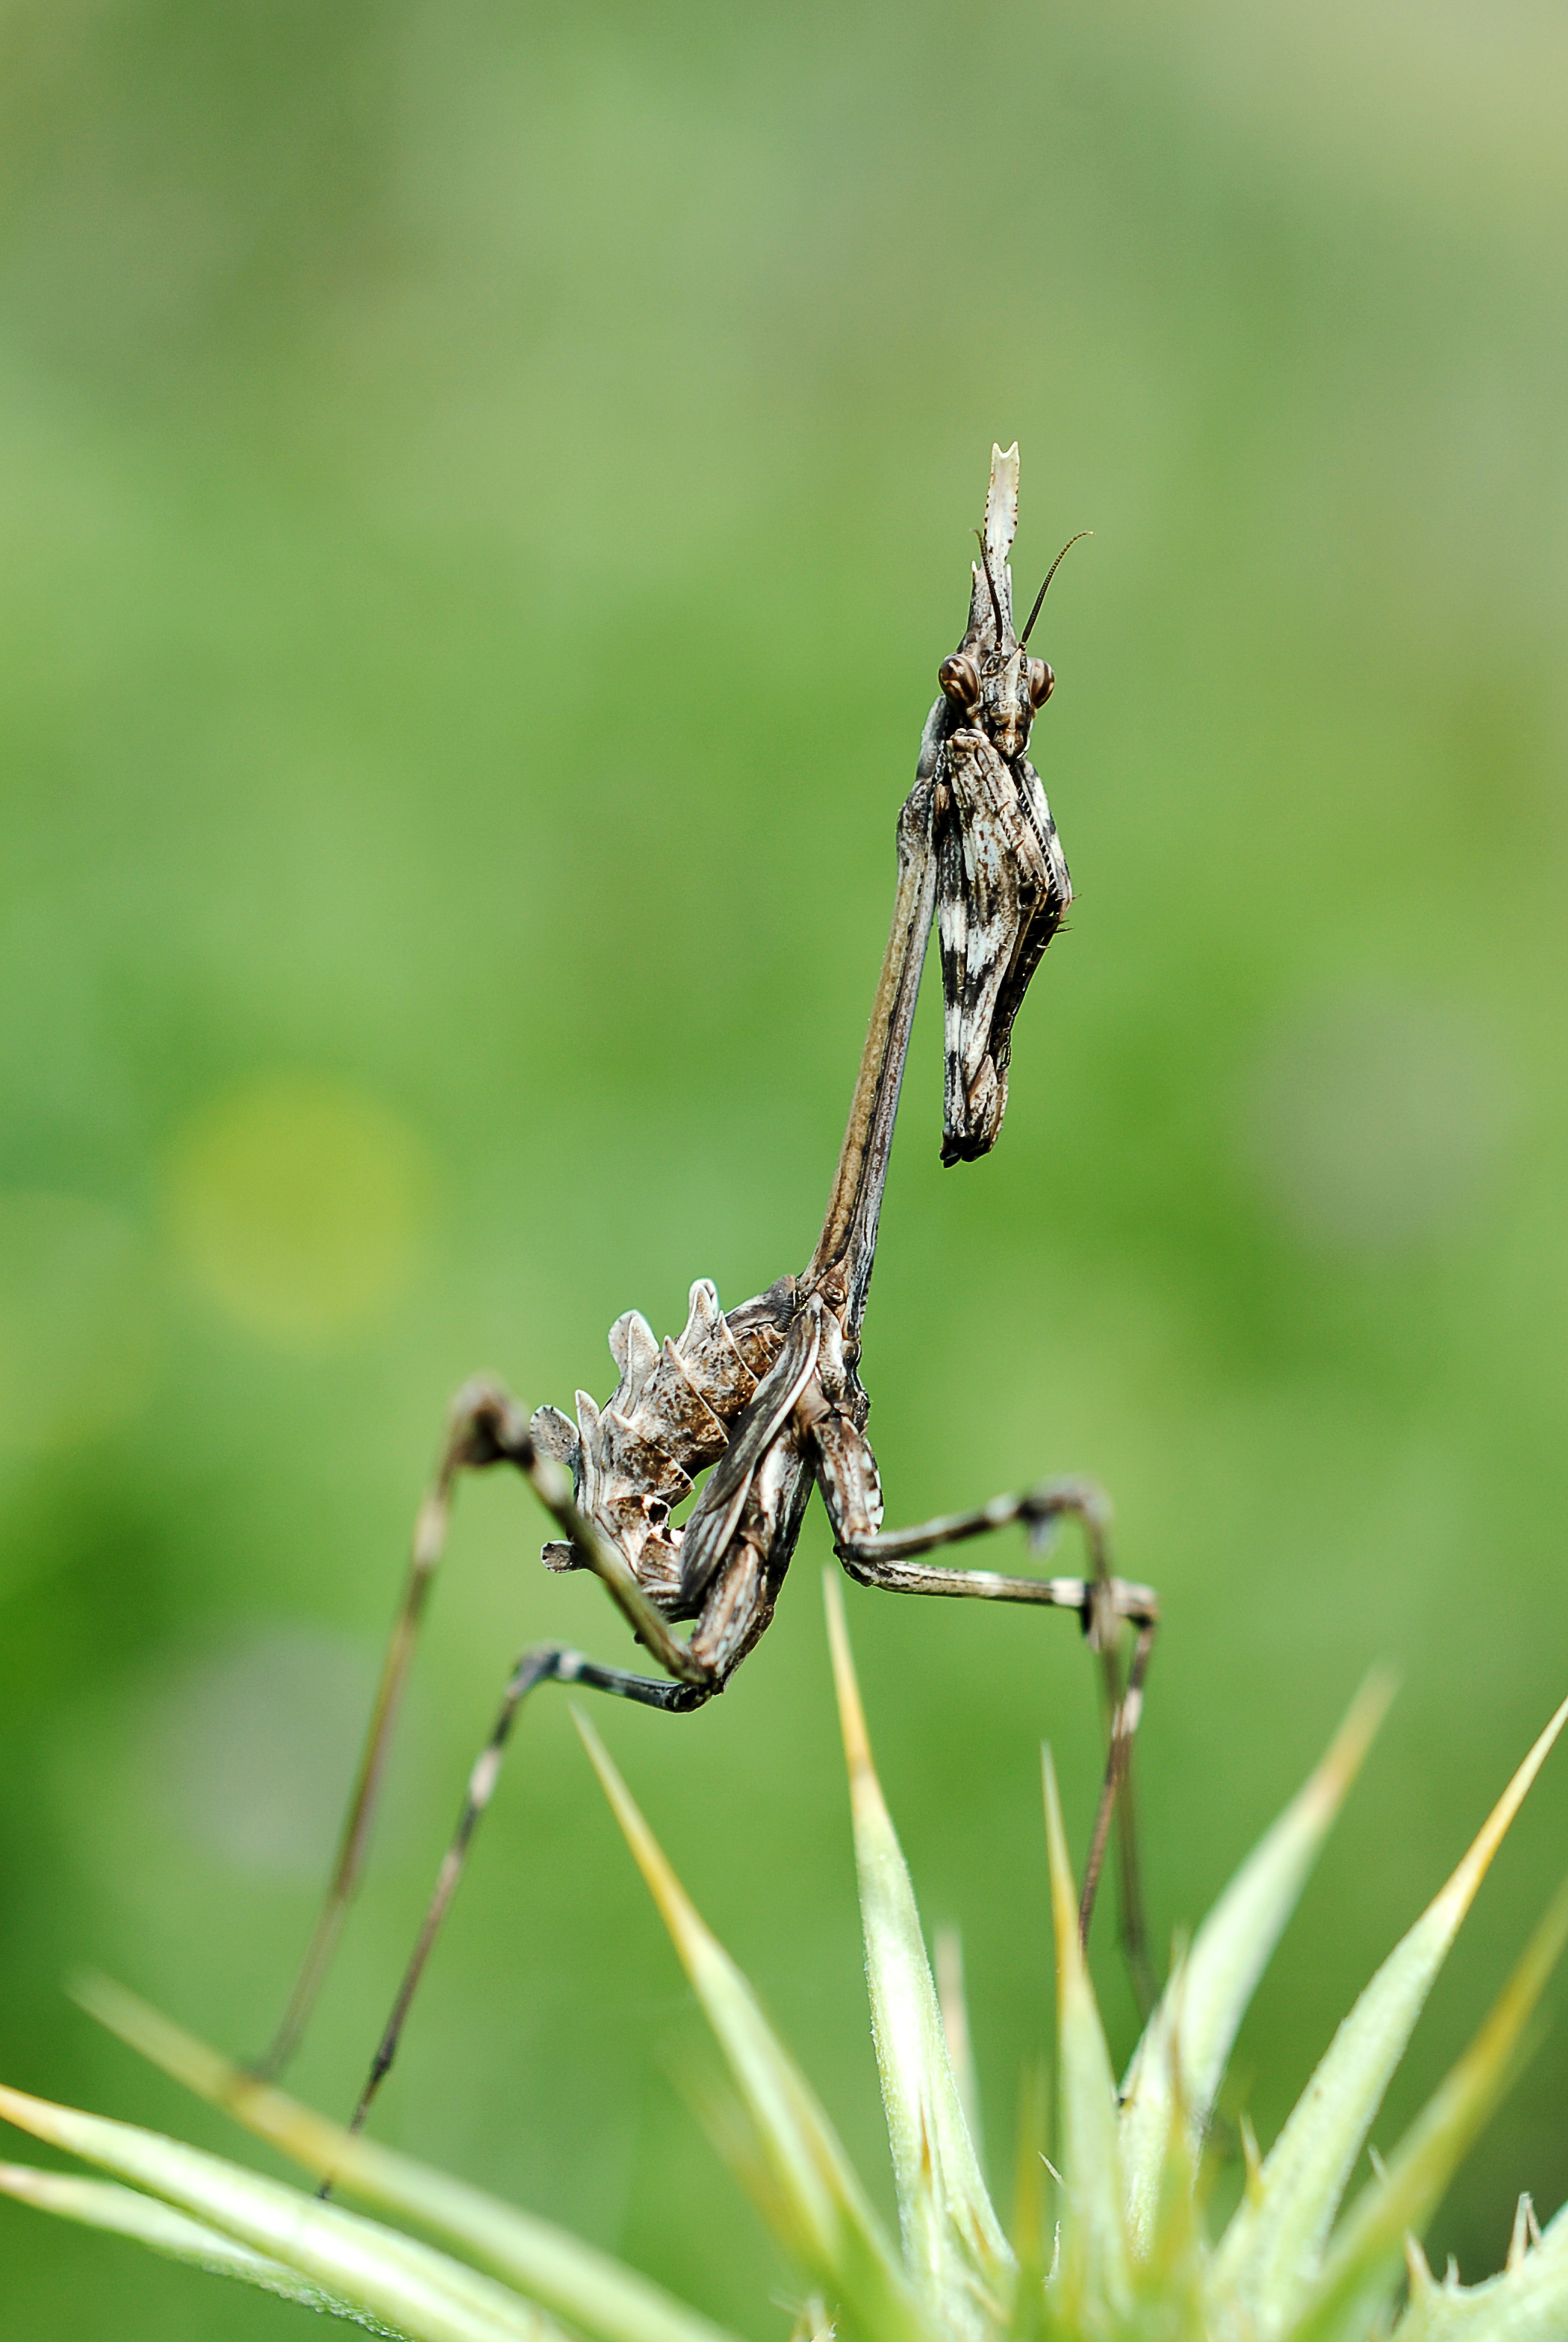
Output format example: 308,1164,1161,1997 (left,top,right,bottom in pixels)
936,731,1071,1165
